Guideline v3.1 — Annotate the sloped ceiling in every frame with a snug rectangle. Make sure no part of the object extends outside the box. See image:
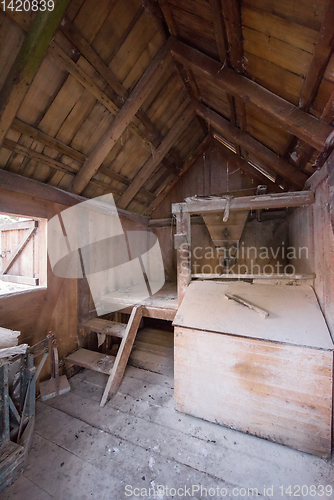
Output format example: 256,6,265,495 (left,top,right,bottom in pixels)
0,0,333,216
